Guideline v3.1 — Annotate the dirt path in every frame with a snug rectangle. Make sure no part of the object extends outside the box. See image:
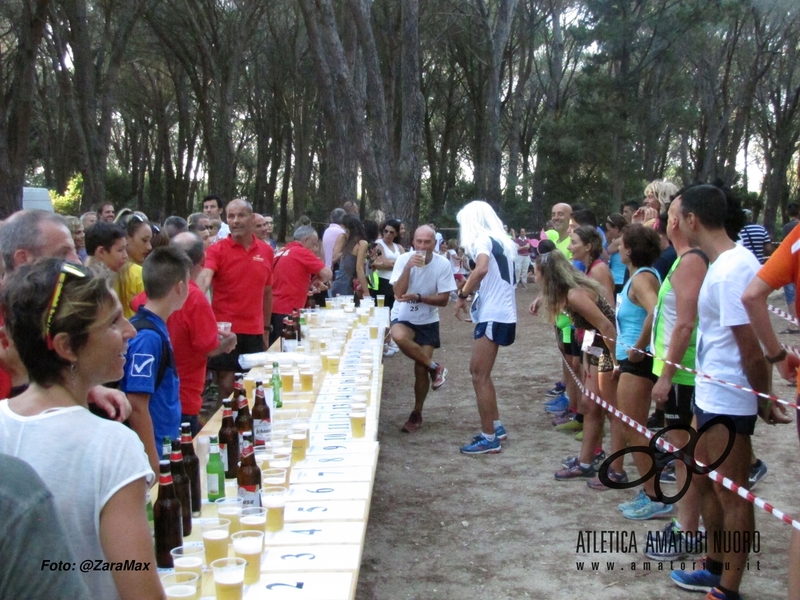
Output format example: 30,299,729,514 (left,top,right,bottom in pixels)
356,285,797,600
